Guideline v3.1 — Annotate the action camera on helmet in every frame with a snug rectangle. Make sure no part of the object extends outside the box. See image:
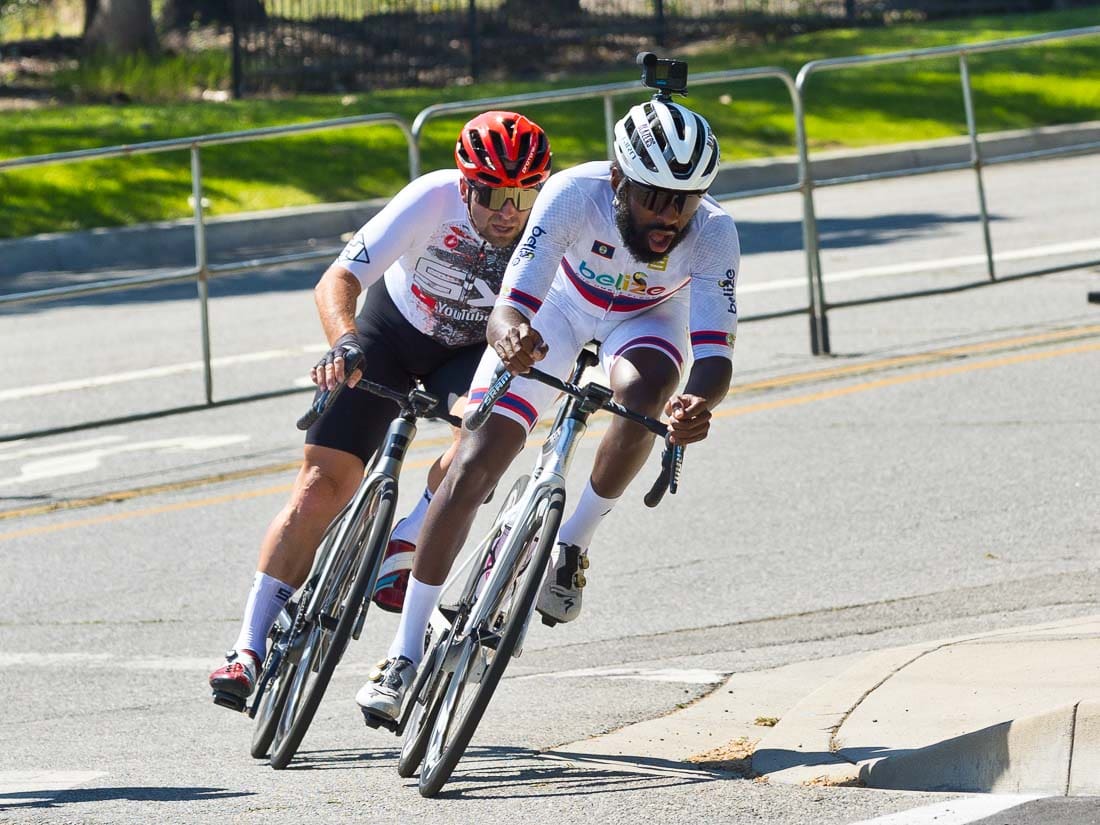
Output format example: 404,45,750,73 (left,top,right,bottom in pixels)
637,52,688,99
